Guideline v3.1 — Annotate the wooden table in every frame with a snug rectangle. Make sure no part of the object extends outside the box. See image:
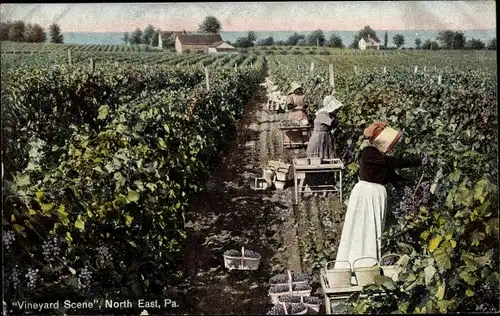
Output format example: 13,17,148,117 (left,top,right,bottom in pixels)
279,125,311,150
292,159,344,205
319,269,386,314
